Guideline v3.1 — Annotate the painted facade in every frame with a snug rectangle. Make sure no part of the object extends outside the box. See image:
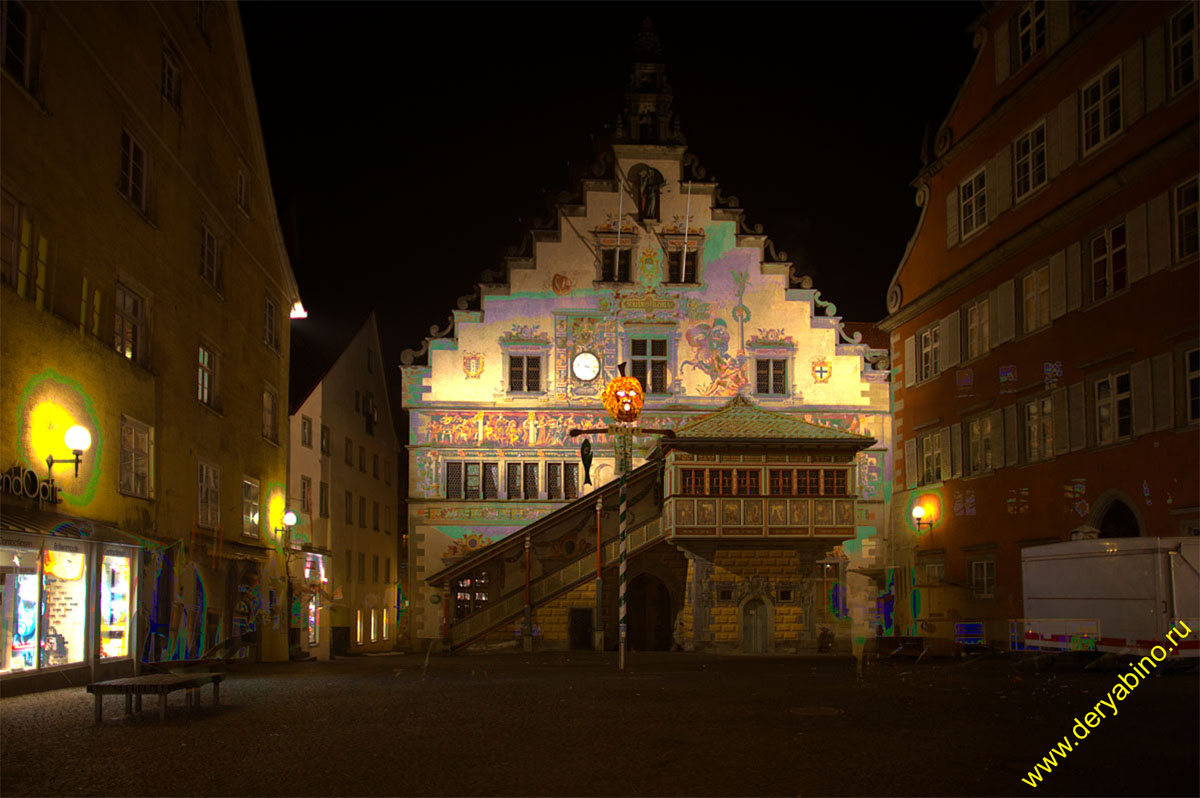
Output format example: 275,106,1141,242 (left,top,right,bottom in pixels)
881,1,1199,647
289,314,403,656
1,0,301,690
401,27,894,652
